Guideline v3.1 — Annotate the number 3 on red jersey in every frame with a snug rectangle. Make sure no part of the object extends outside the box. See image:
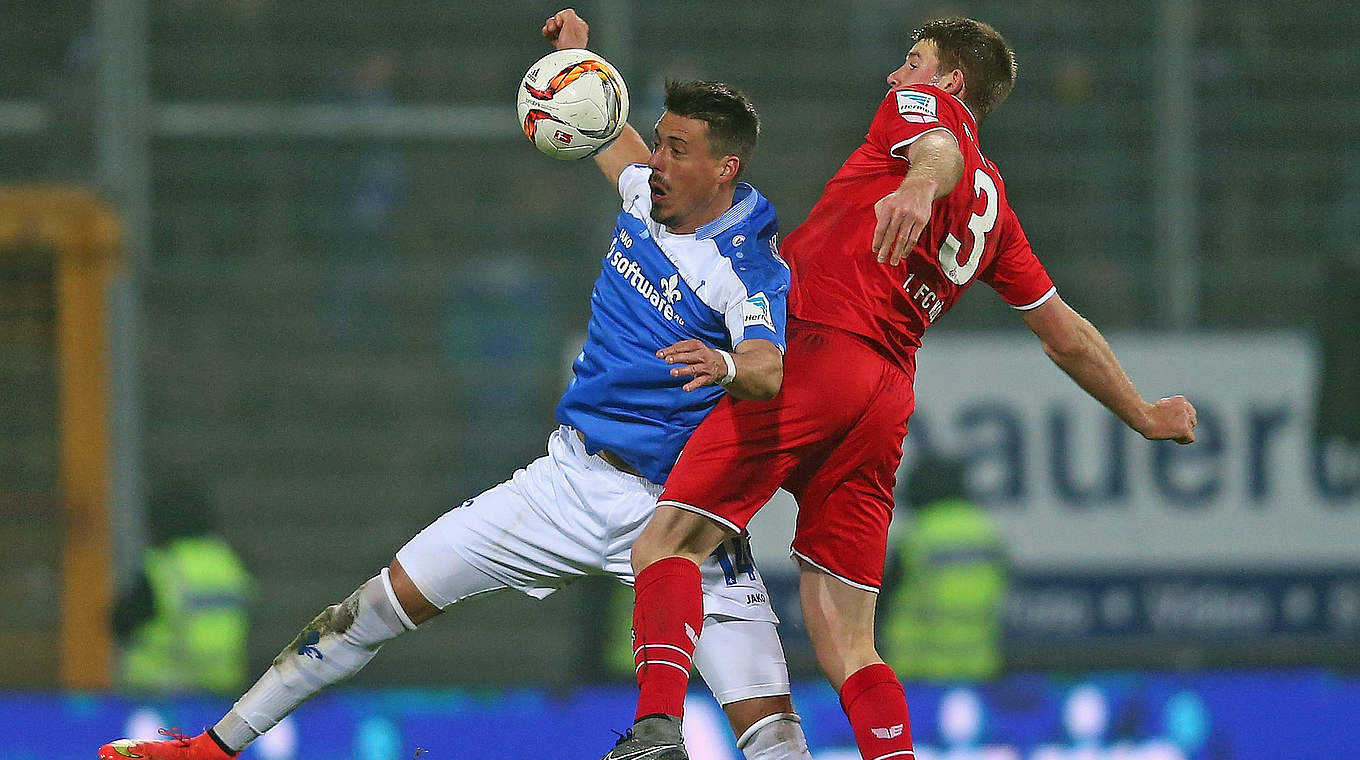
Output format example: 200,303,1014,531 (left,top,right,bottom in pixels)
938,168,999,286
